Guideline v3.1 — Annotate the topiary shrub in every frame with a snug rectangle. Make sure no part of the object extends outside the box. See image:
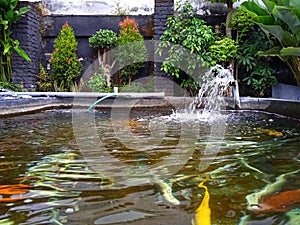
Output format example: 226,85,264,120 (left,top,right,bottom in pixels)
117,16,147,85
88,29,117,90
50,22,82,91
